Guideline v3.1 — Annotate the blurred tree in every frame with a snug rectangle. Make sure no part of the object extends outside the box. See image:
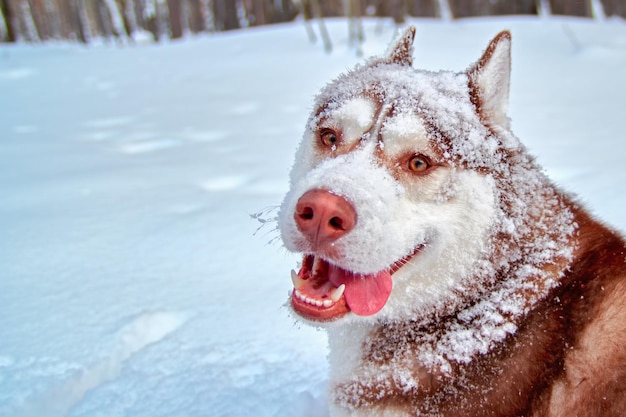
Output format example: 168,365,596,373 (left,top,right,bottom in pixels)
18,0,39,40
2,0,622,43
85,0,108,39
29,0,50,40
602,0,626,17
168,0,182,37
346,0,364,52
187,0,205,33
549,0,591,16
138,0,159,40
1,0,17,42
0,5,4,40
118,0,139,38
448,0,537,18
139,0,168,41
68,0,88,42
406,0,438,17
243,0,298,26
104,0,126,38
212,0,239,31
388,0,407,23
244,0,267,25
55,0,73,39
44,0,64,39
300,0,333,52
